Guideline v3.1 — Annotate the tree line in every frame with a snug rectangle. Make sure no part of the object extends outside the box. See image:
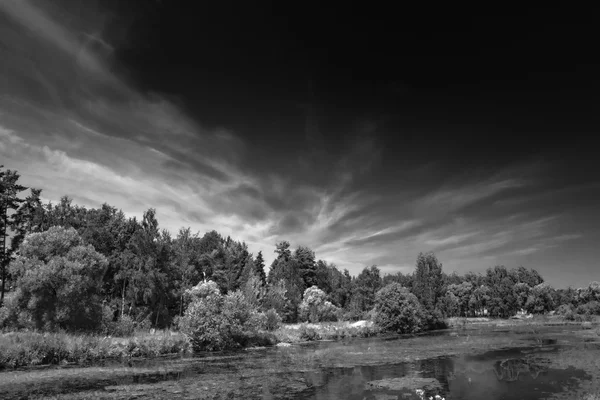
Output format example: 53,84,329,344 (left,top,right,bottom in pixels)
1,165,599,333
